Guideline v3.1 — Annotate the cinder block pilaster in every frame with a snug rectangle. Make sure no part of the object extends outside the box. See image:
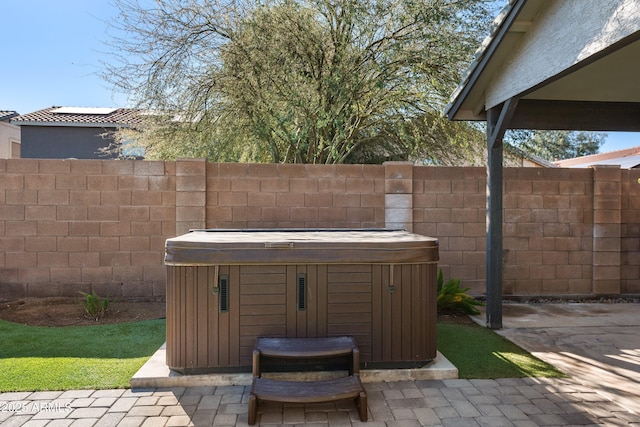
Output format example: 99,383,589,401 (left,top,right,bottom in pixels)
176,158,207,235
591,165,621,294
384,161,413,231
